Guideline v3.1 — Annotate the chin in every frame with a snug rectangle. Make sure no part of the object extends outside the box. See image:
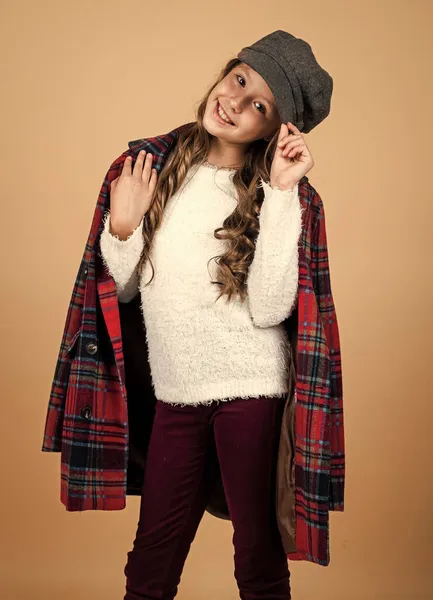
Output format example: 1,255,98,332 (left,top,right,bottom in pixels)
202,116,227,141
